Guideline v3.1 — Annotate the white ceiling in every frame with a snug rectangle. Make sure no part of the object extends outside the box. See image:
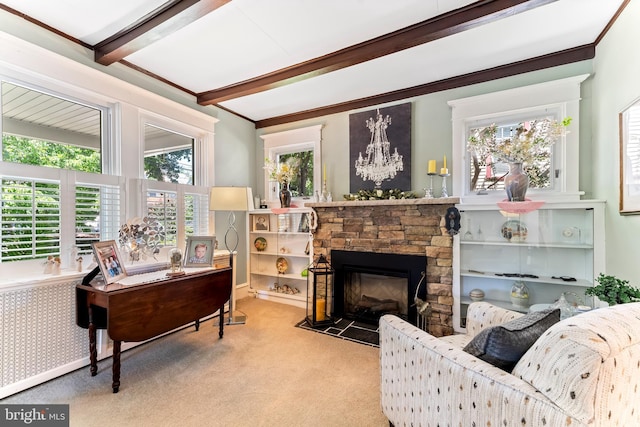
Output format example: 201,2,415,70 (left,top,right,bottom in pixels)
0,0,628,125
